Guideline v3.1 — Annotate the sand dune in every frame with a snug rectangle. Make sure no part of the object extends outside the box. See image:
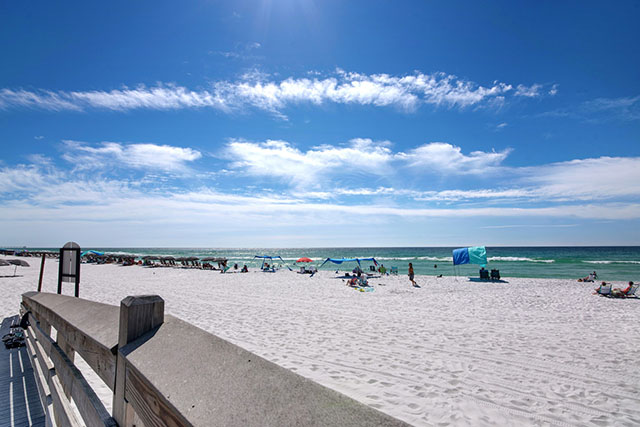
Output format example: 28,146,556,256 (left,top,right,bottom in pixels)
2,257,639,426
